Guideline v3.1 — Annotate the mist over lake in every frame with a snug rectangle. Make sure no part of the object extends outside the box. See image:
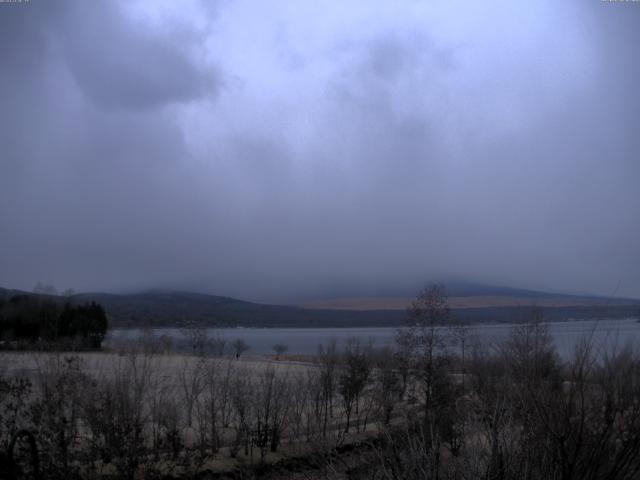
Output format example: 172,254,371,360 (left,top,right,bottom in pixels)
107,318,640,359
